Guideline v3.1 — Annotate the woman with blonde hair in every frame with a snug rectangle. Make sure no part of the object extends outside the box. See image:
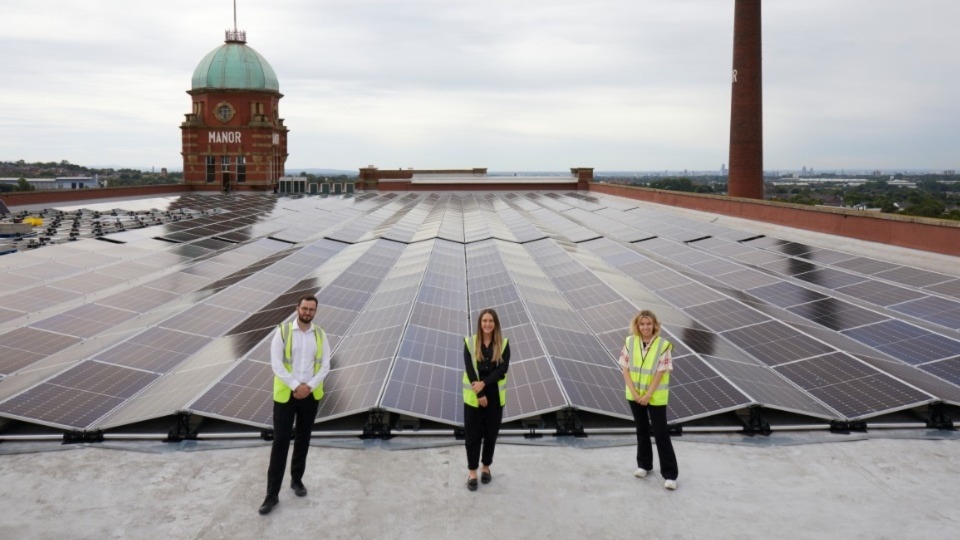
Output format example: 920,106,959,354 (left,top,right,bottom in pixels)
619,309,679,490
462,308,510,491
